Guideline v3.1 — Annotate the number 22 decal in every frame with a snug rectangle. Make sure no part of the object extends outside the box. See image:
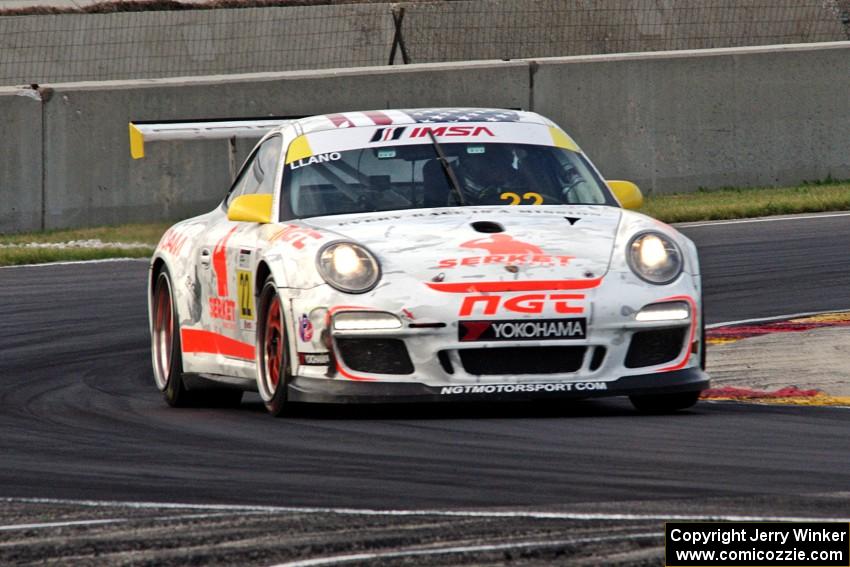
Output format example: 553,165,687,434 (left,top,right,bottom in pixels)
237,270,254,320
500,192,544,205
